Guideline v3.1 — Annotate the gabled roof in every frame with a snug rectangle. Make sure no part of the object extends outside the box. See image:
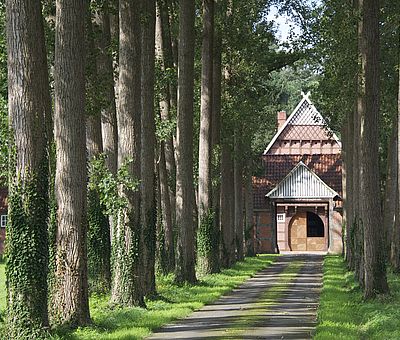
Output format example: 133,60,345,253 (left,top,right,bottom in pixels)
263,92,341,155
266,161,339,199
